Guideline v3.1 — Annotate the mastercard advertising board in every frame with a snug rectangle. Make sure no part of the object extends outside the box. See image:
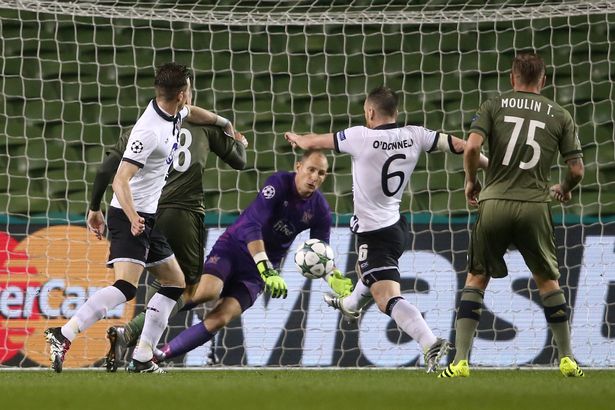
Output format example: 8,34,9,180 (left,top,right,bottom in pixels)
0,225,136,368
